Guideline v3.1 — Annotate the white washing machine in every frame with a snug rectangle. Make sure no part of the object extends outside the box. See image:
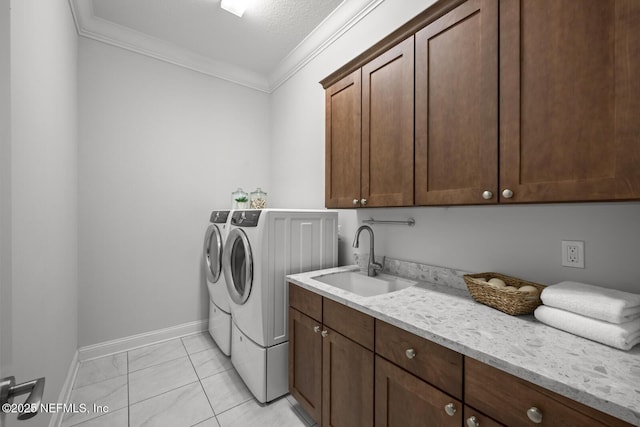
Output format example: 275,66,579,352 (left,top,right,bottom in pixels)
223,209,338,403
203,210,233,356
